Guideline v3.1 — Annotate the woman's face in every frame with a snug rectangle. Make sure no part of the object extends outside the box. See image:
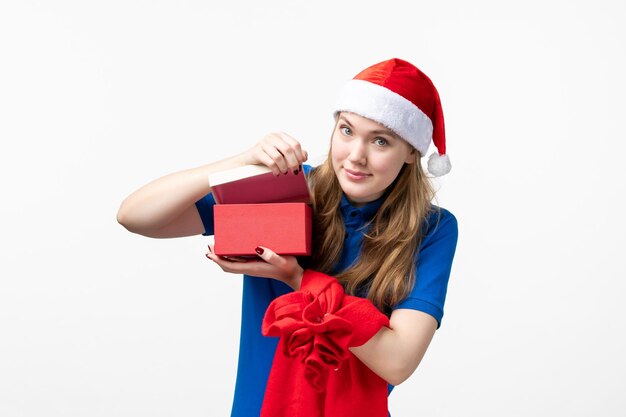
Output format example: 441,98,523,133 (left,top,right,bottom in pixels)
331,112,416,206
